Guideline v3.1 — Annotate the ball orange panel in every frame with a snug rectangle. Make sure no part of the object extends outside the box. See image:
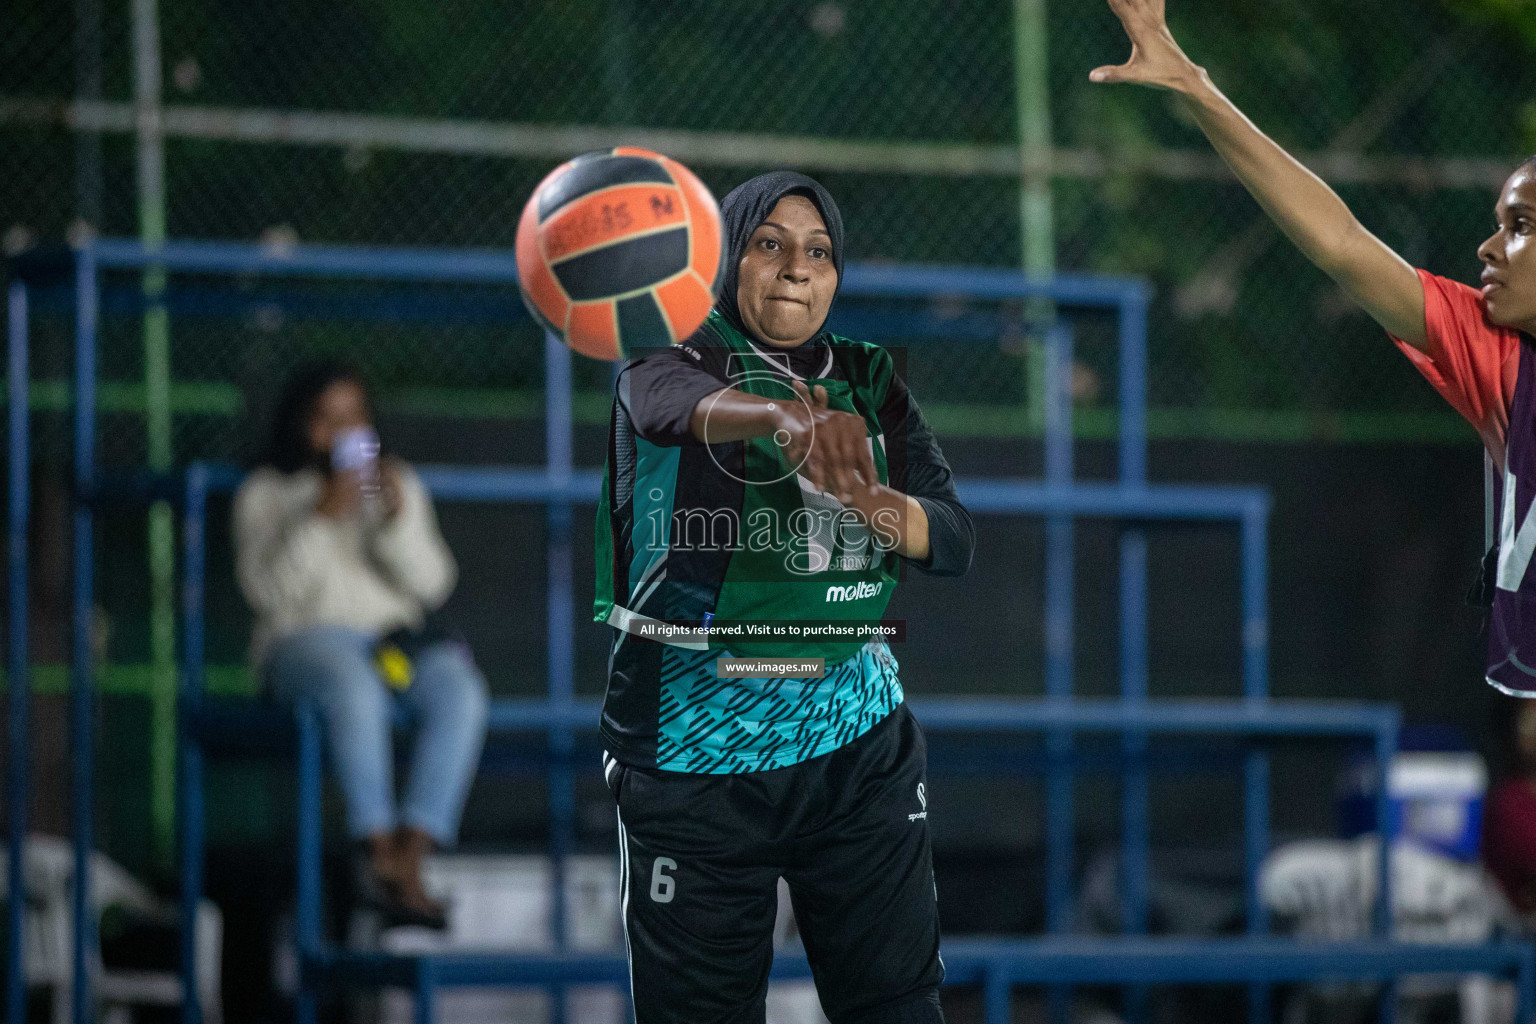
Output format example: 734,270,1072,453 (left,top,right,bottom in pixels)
654,272,715,343
663,157,723,289
566,300,623,361
515,190,569,329
540,184,689,264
